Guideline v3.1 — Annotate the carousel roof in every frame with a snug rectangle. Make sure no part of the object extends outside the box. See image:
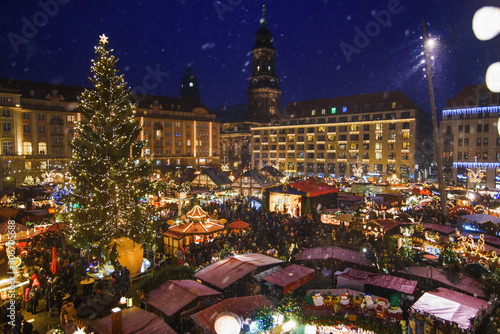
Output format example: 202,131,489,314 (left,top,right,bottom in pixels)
186,205,210,220
164,220,224,239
